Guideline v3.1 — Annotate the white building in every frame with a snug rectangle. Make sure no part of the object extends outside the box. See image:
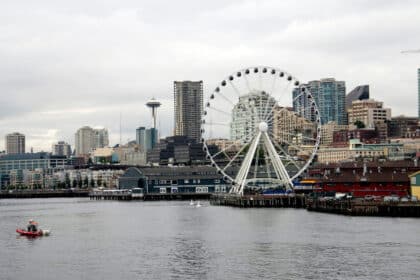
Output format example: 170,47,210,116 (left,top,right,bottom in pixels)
230,90,276,143
52,141,72,157
348,99,391,128
75,126,109,156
